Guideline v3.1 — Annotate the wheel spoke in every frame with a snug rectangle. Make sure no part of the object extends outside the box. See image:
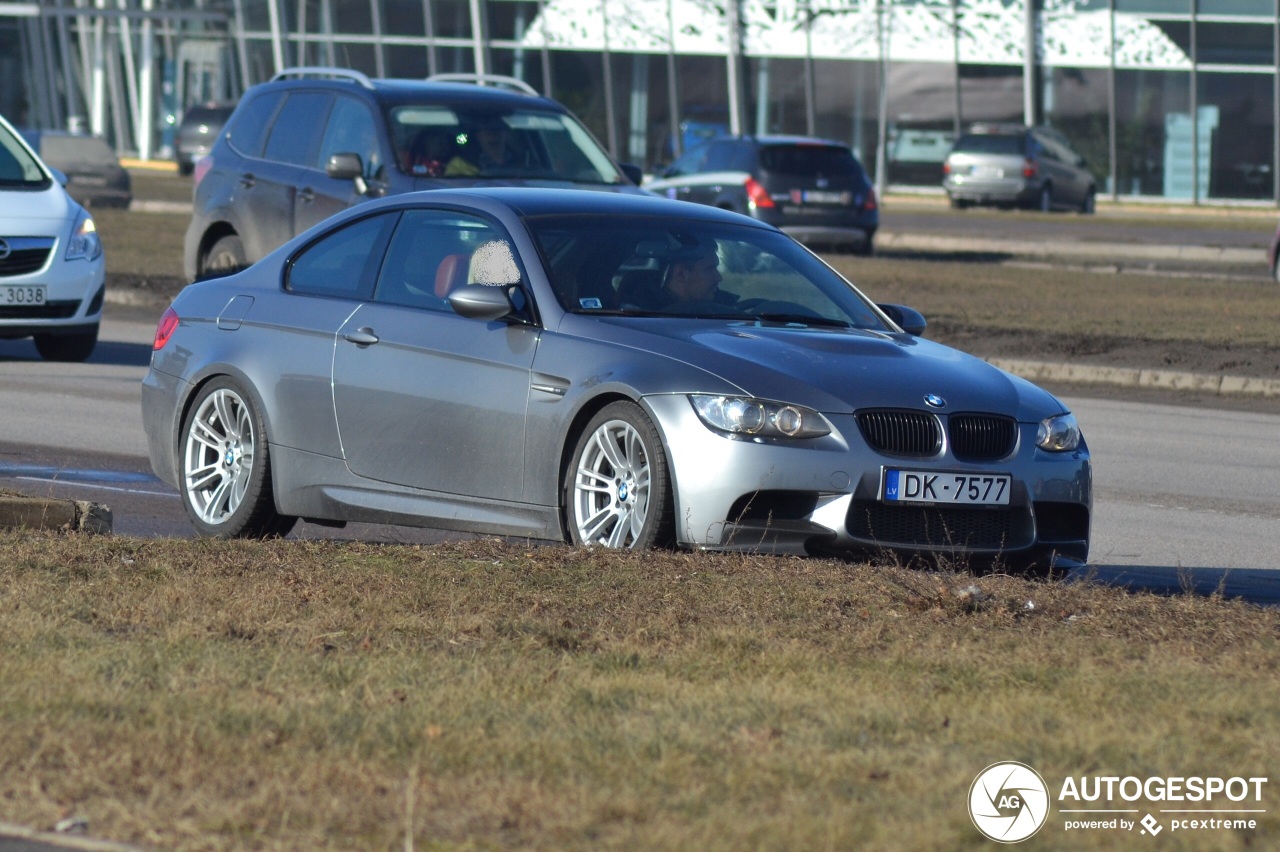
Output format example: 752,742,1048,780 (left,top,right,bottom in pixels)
575,464,613,490
205,476,234,520
597,425,628,472
191,417,224,447
606,507,631,548
213,392,238,439
581,506,617,543
188,467,222,491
